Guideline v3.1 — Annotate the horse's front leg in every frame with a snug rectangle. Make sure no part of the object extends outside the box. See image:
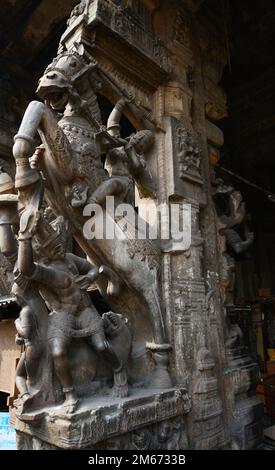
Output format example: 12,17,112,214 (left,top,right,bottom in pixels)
13,101,46,165
13,100,75,189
